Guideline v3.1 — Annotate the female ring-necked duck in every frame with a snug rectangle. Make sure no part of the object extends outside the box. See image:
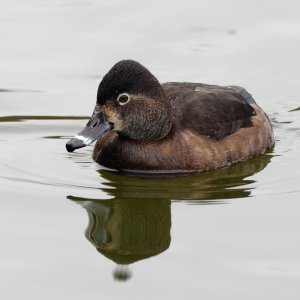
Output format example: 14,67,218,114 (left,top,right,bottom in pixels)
66,60,274,173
